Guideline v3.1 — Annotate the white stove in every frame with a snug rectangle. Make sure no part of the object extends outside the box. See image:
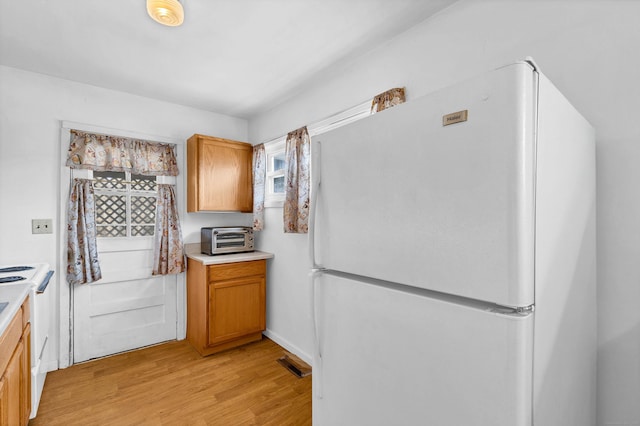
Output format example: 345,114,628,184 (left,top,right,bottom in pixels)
0,263,53,419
